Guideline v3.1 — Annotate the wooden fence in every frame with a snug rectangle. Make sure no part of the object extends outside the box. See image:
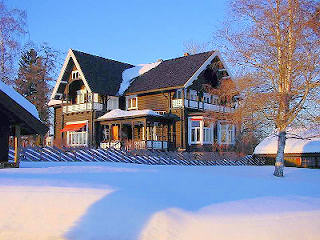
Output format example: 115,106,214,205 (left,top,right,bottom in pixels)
8,147,266,166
